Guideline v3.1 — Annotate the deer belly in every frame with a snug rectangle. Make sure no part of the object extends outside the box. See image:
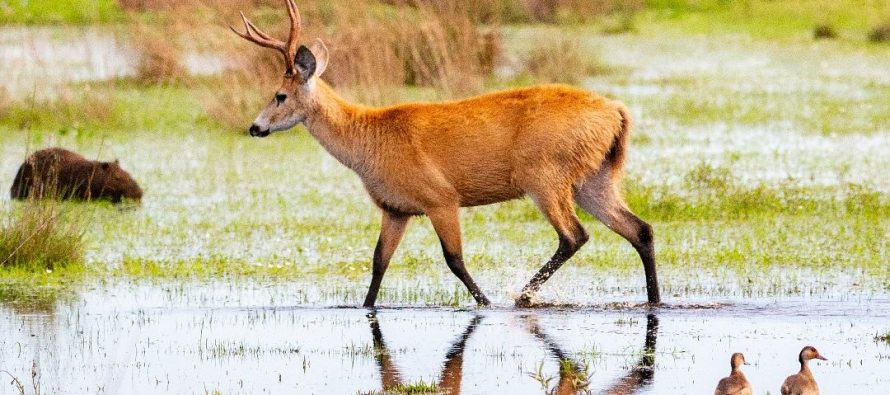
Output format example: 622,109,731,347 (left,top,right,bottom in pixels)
362,180,425,216
452,169,523,207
